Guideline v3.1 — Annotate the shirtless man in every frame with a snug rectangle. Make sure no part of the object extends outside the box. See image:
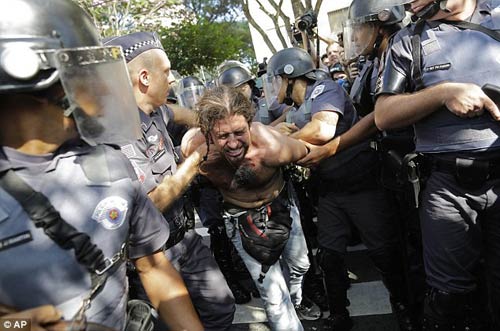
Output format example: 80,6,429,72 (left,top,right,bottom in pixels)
182,86,310,331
